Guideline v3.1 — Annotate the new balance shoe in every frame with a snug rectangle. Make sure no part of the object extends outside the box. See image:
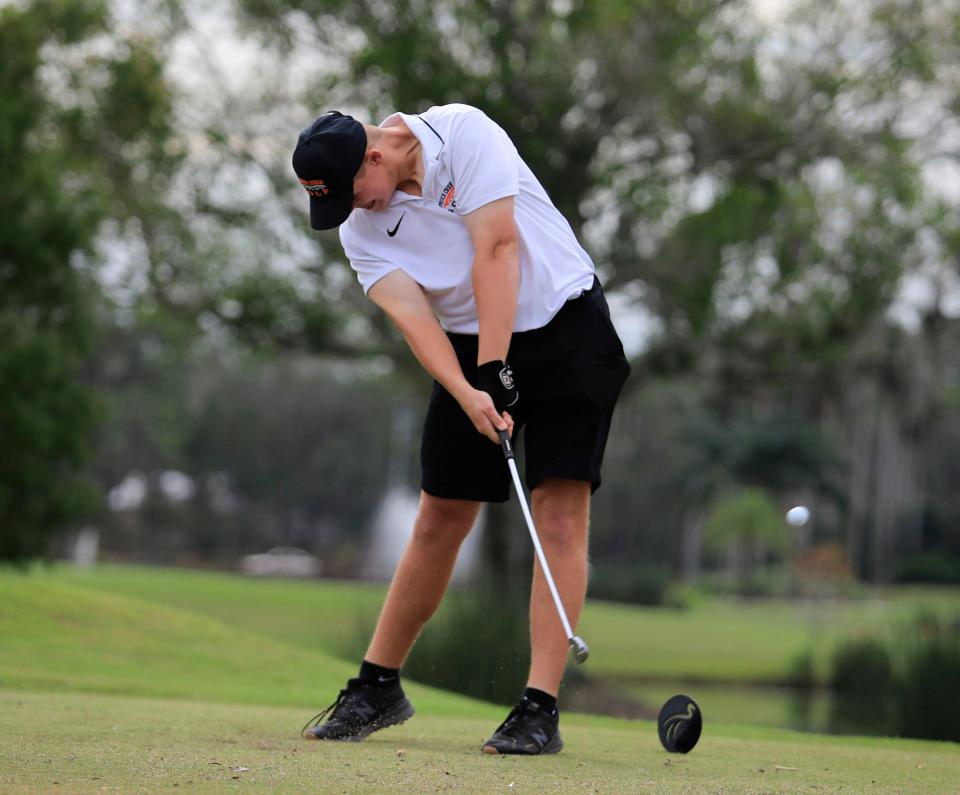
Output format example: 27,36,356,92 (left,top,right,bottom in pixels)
301,678,415,741
481,698,563,755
